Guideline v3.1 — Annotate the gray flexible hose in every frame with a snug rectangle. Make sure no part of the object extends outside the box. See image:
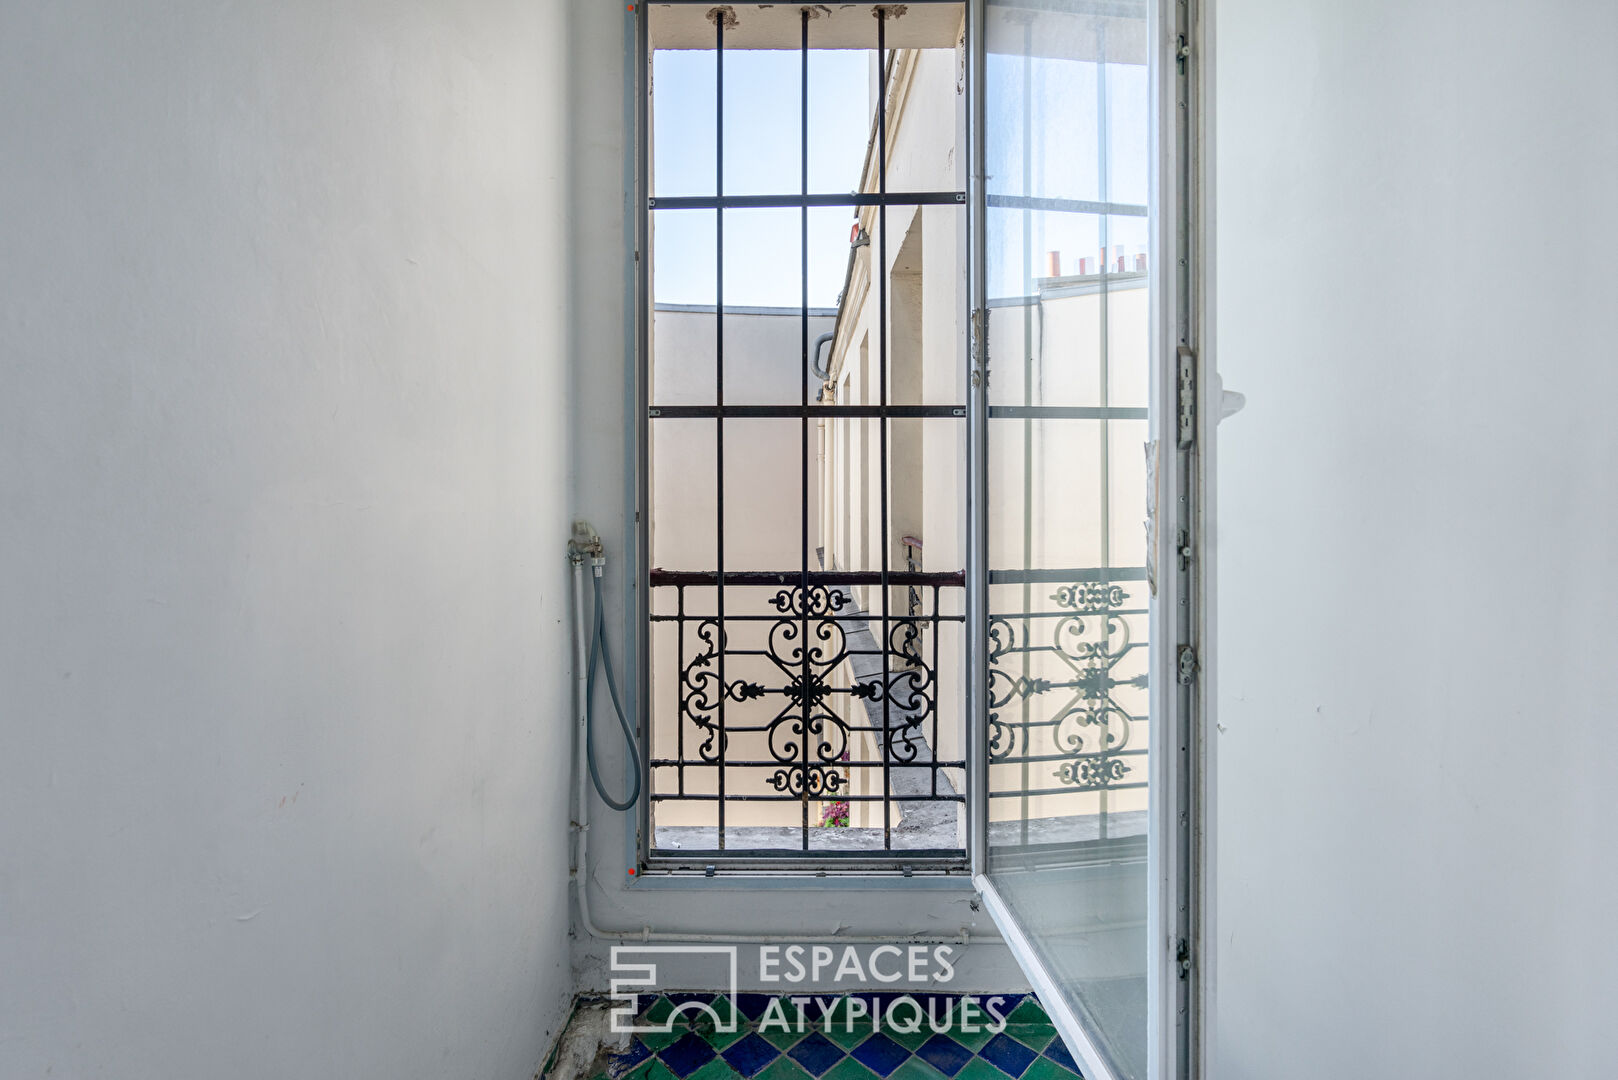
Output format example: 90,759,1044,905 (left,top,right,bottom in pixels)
587,569,641,811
